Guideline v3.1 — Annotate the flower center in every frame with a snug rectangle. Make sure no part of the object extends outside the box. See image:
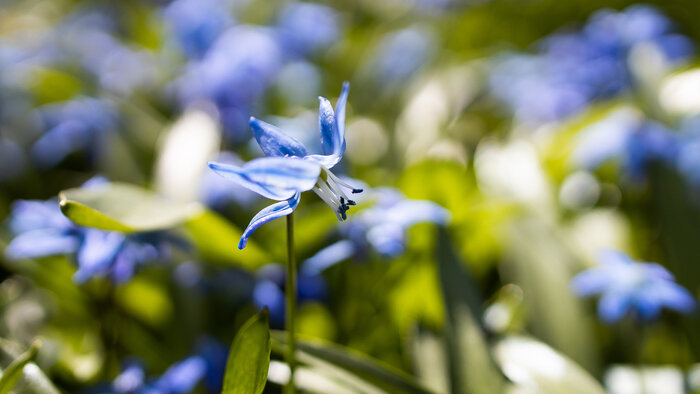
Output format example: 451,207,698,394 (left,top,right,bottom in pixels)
312,167,363,221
